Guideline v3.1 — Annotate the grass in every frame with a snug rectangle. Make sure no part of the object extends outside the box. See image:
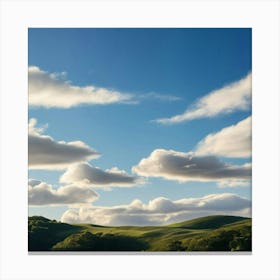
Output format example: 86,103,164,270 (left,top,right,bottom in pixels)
167,215,249,229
